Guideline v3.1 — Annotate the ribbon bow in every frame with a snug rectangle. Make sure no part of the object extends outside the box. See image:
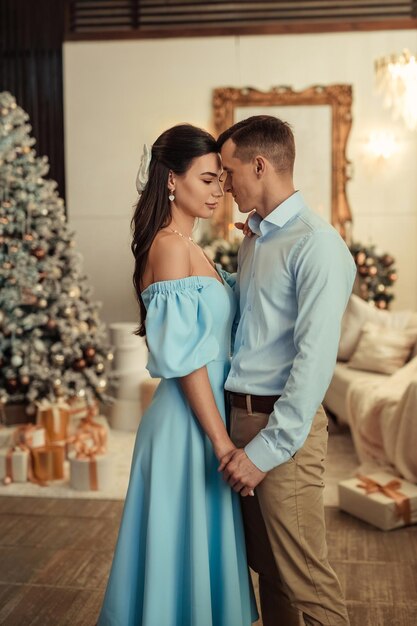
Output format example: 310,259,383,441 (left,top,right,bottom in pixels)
72,438,105,491
13,423,43,448
356,474,411,525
